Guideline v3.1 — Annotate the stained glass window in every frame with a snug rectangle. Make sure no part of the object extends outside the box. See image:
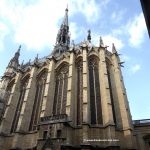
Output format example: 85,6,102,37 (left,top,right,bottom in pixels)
11,76,29,133
29,70,48,131
88,57,103,125
53,64,69,115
